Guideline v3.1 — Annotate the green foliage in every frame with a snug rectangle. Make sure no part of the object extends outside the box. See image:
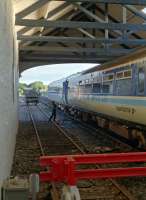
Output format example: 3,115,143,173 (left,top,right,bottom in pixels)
28,81,45,92
19,81,48,96
19,83,28,96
